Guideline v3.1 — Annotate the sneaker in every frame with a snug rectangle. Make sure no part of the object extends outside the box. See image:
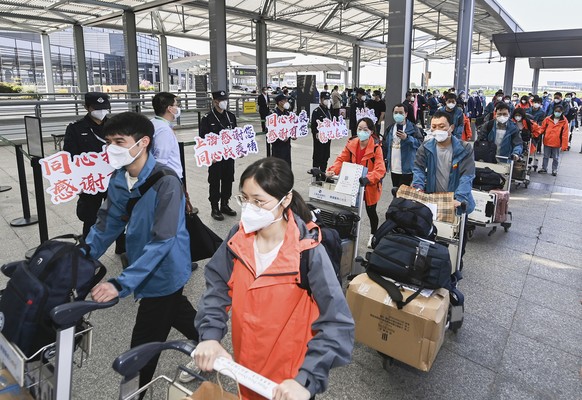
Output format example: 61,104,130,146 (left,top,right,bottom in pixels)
552,171,557,176
538,168,547,174
179,360,201,383
367,234,374,249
